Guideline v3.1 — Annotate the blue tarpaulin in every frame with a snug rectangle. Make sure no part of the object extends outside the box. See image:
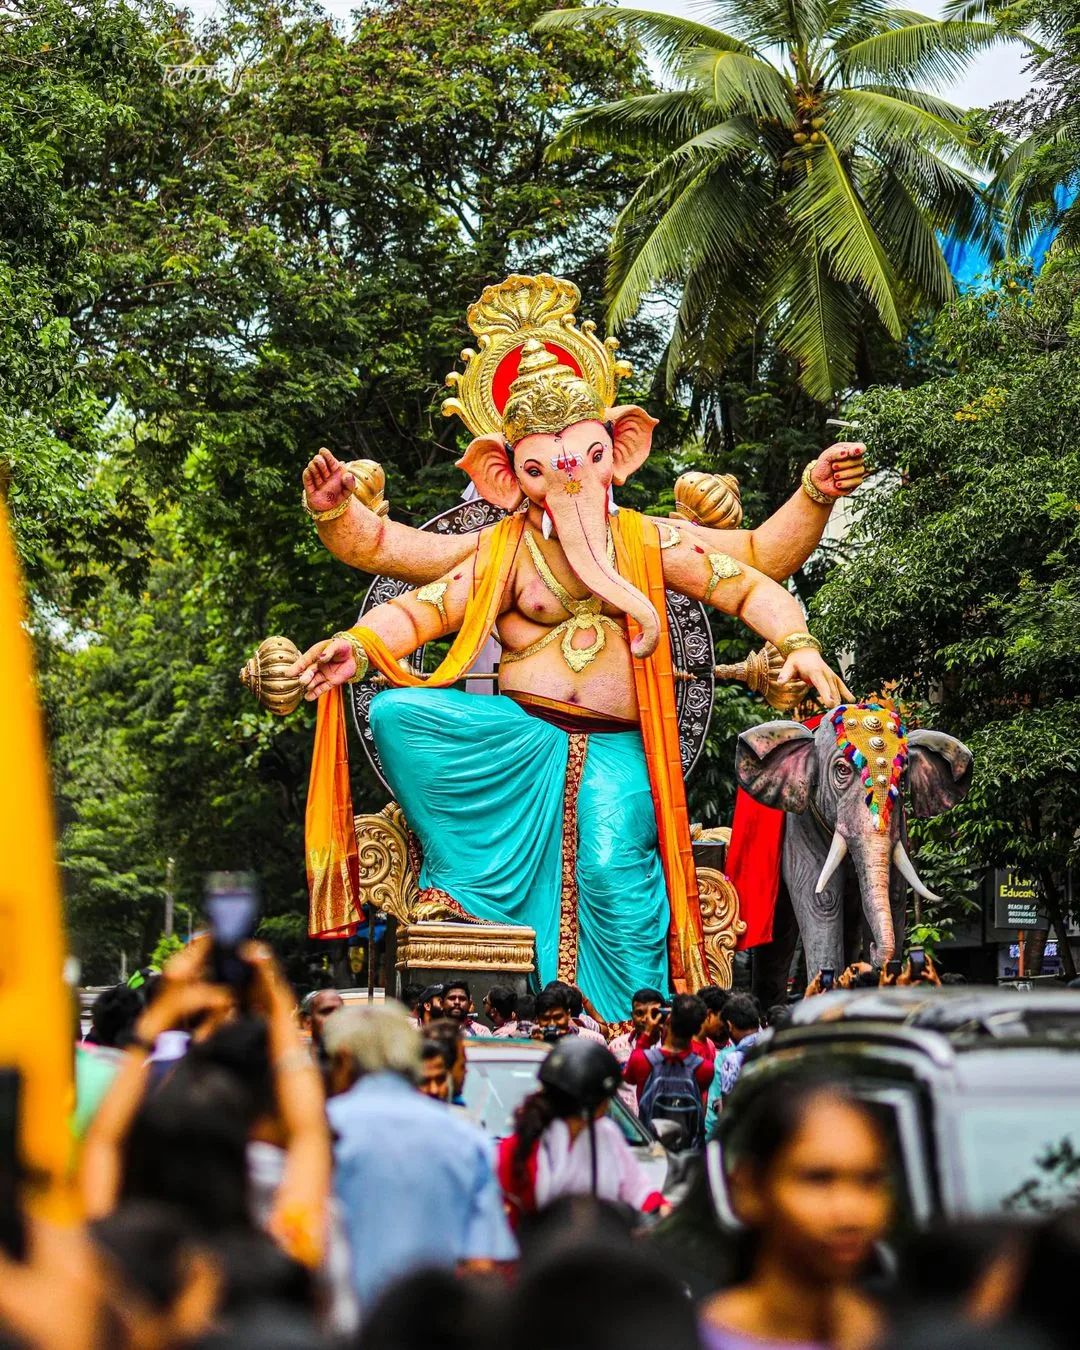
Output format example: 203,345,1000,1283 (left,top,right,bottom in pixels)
940,182,1079,292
